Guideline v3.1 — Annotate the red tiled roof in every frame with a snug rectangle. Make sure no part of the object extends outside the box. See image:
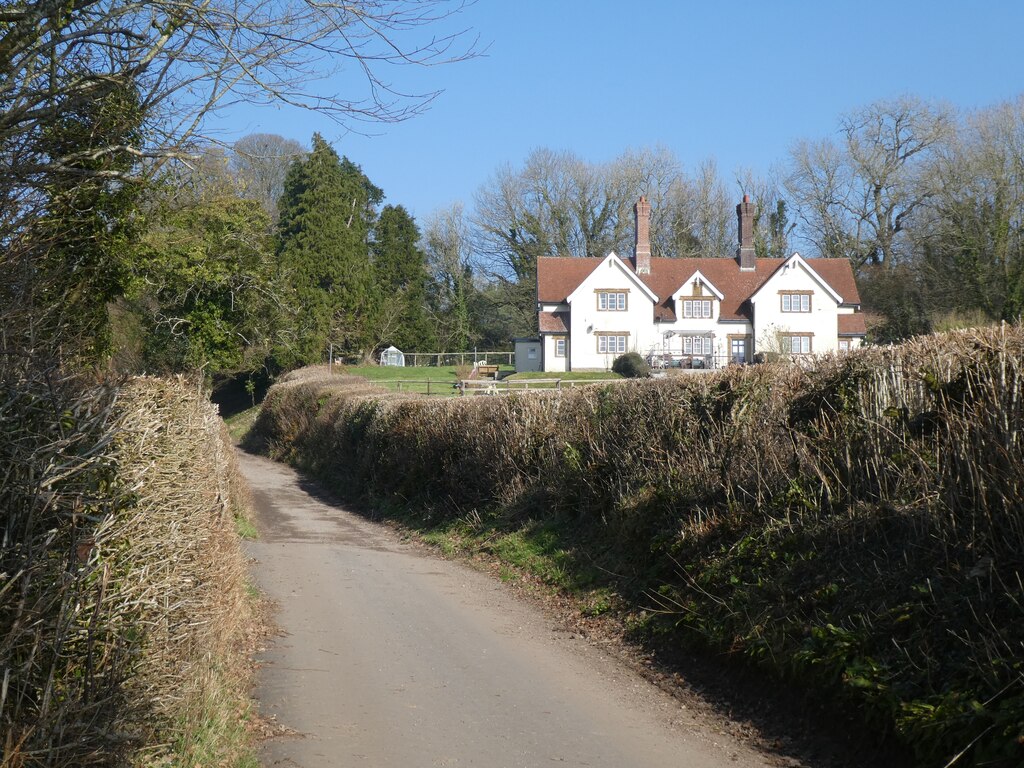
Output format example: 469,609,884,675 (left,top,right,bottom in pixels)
537,255,861,322
654,304,676,322
538,311,568,333
838,313,868,336
536,258,603,305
